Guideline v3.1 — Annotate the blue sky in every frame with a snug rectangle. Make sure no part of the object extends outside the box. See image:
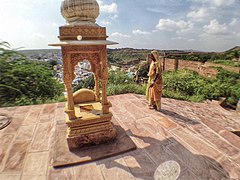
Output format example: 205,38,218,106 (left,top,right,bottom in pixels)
0,0,239,51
